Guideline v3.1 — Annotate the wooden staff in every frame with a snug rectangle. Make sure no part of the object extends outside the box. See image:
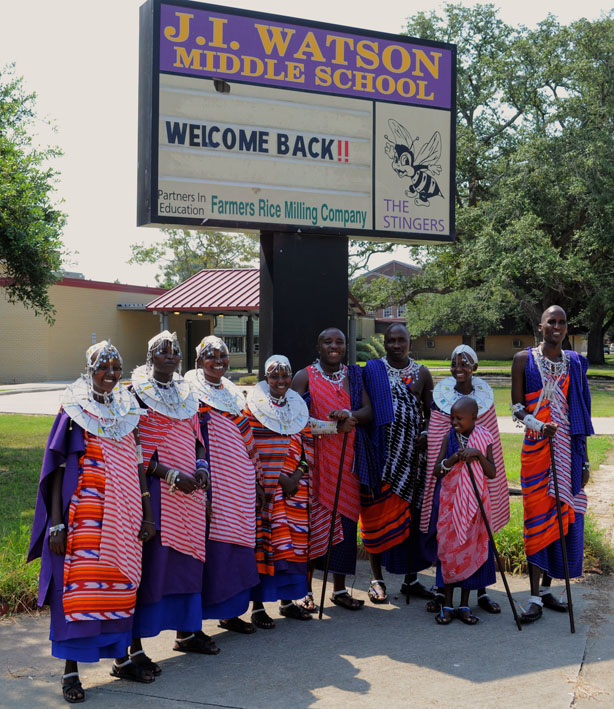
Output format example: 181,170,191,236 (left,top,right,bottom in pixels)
319,432,349,620
465,458,522,632
548,438,575,633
